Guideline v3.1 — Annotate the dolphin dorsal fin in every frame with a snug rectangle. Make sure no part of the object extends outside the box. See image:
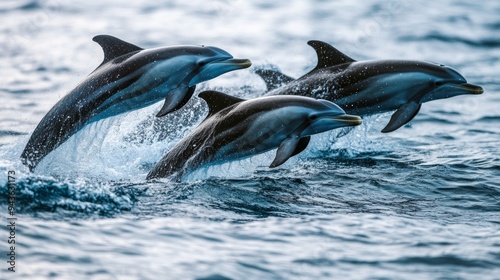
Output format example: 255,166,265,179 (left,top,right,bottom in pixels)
93,35,143,66
307,40,355,71
198,91,246,118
